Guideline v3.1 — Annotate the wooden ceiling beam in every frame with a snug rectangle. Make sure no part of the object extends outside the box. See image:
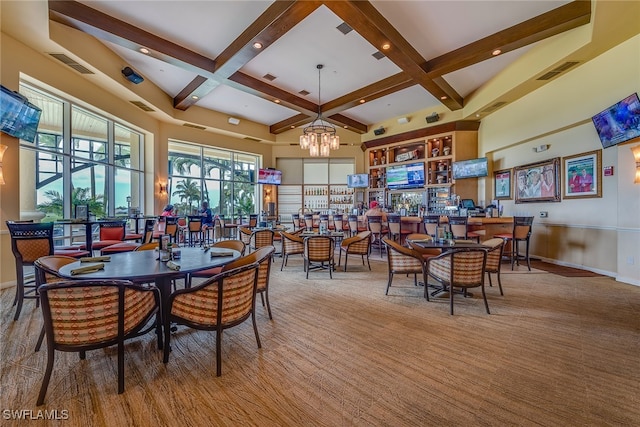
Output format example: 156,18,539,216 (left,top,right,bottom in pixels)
423,1,592,77
270,114,312,134
324,0,464,111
